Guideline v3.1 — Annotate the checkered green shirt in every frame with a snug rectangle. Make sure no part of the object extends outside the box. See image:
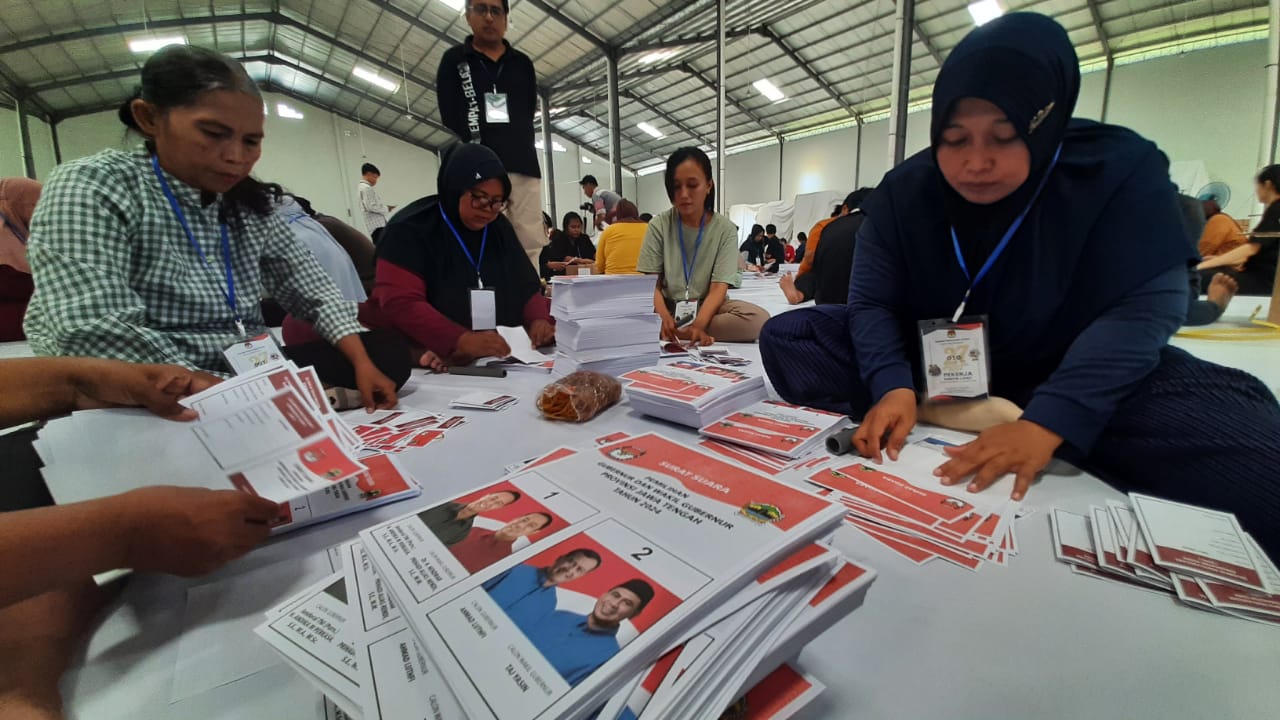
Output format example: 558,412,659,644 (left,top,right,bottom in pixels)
24,147,363,373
